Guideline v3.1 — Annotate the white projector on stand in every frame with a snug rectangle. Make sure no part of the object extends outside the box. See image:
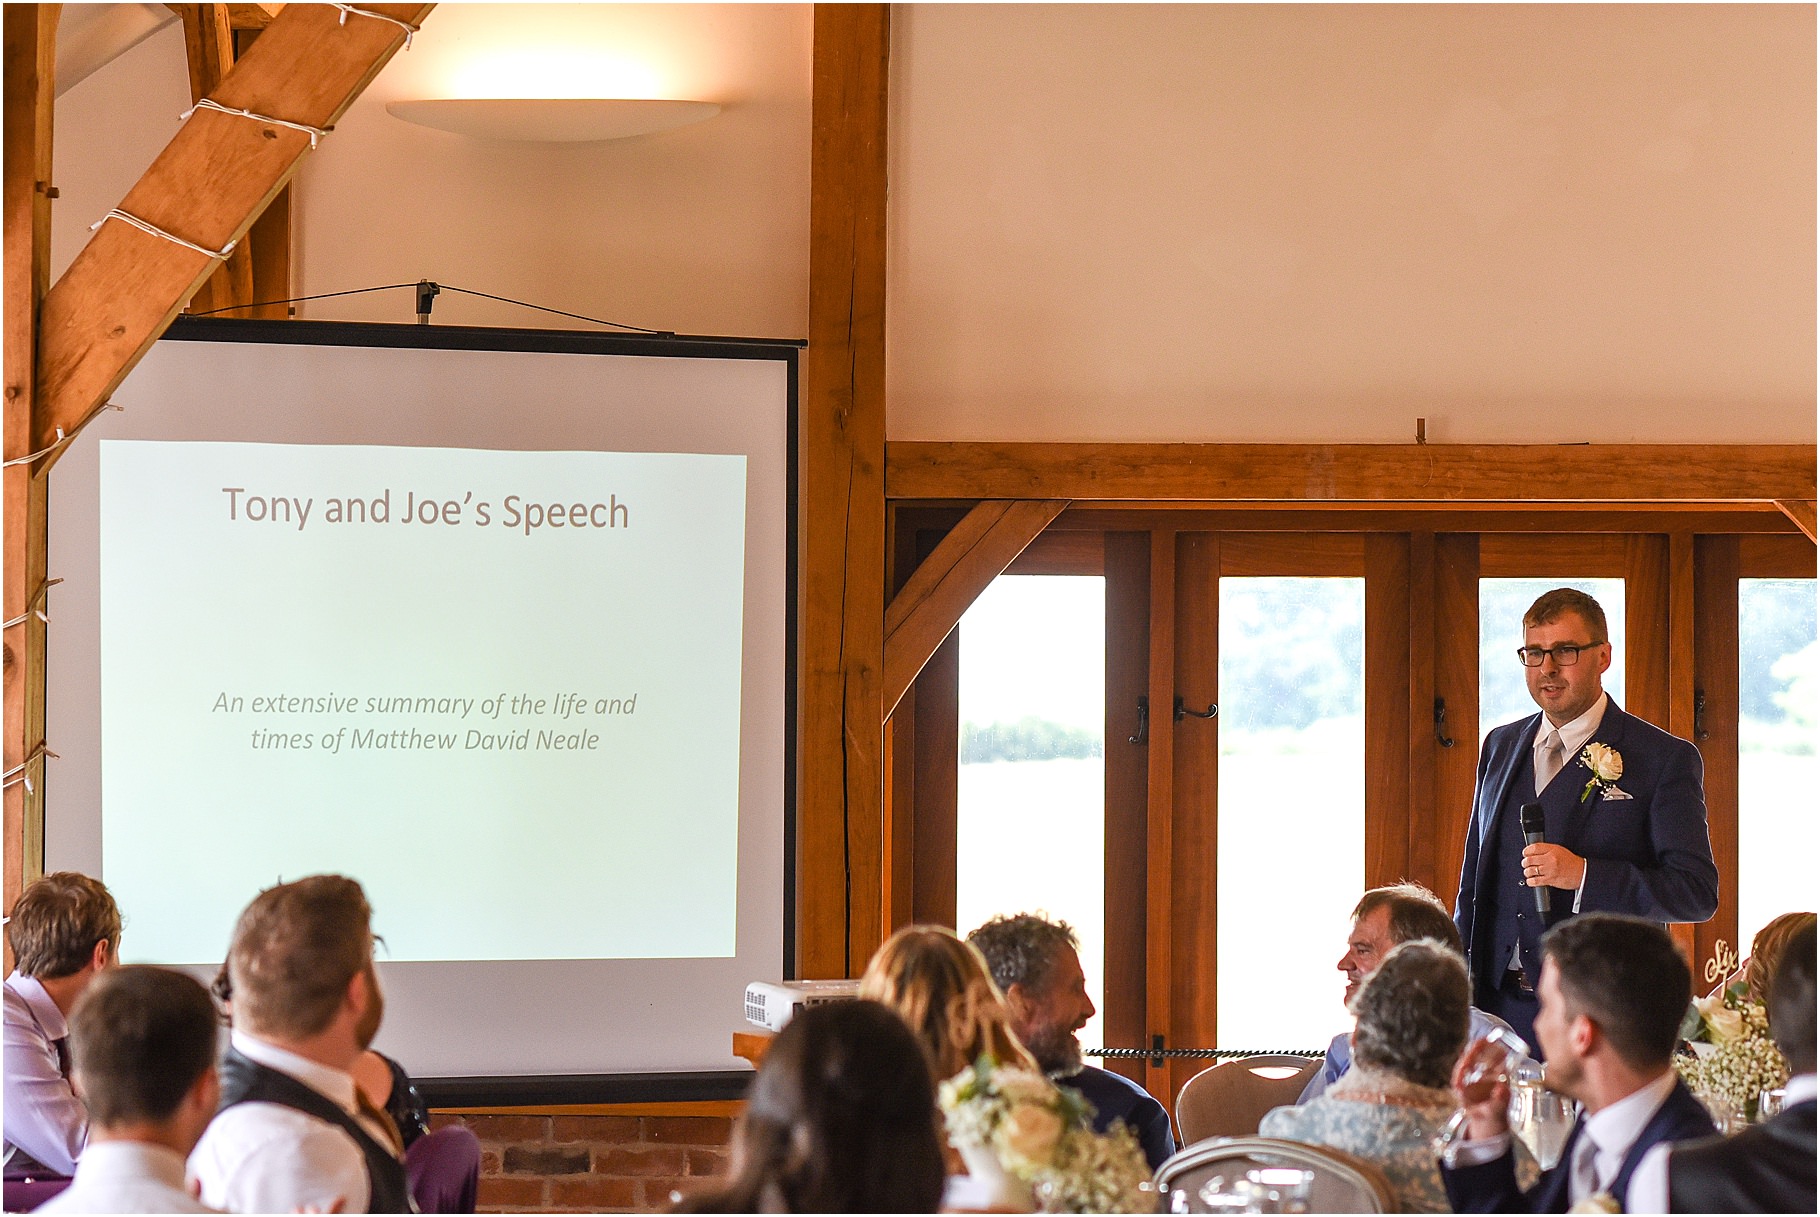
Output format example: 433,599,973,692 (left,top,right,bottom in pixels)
743,979,860,1032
